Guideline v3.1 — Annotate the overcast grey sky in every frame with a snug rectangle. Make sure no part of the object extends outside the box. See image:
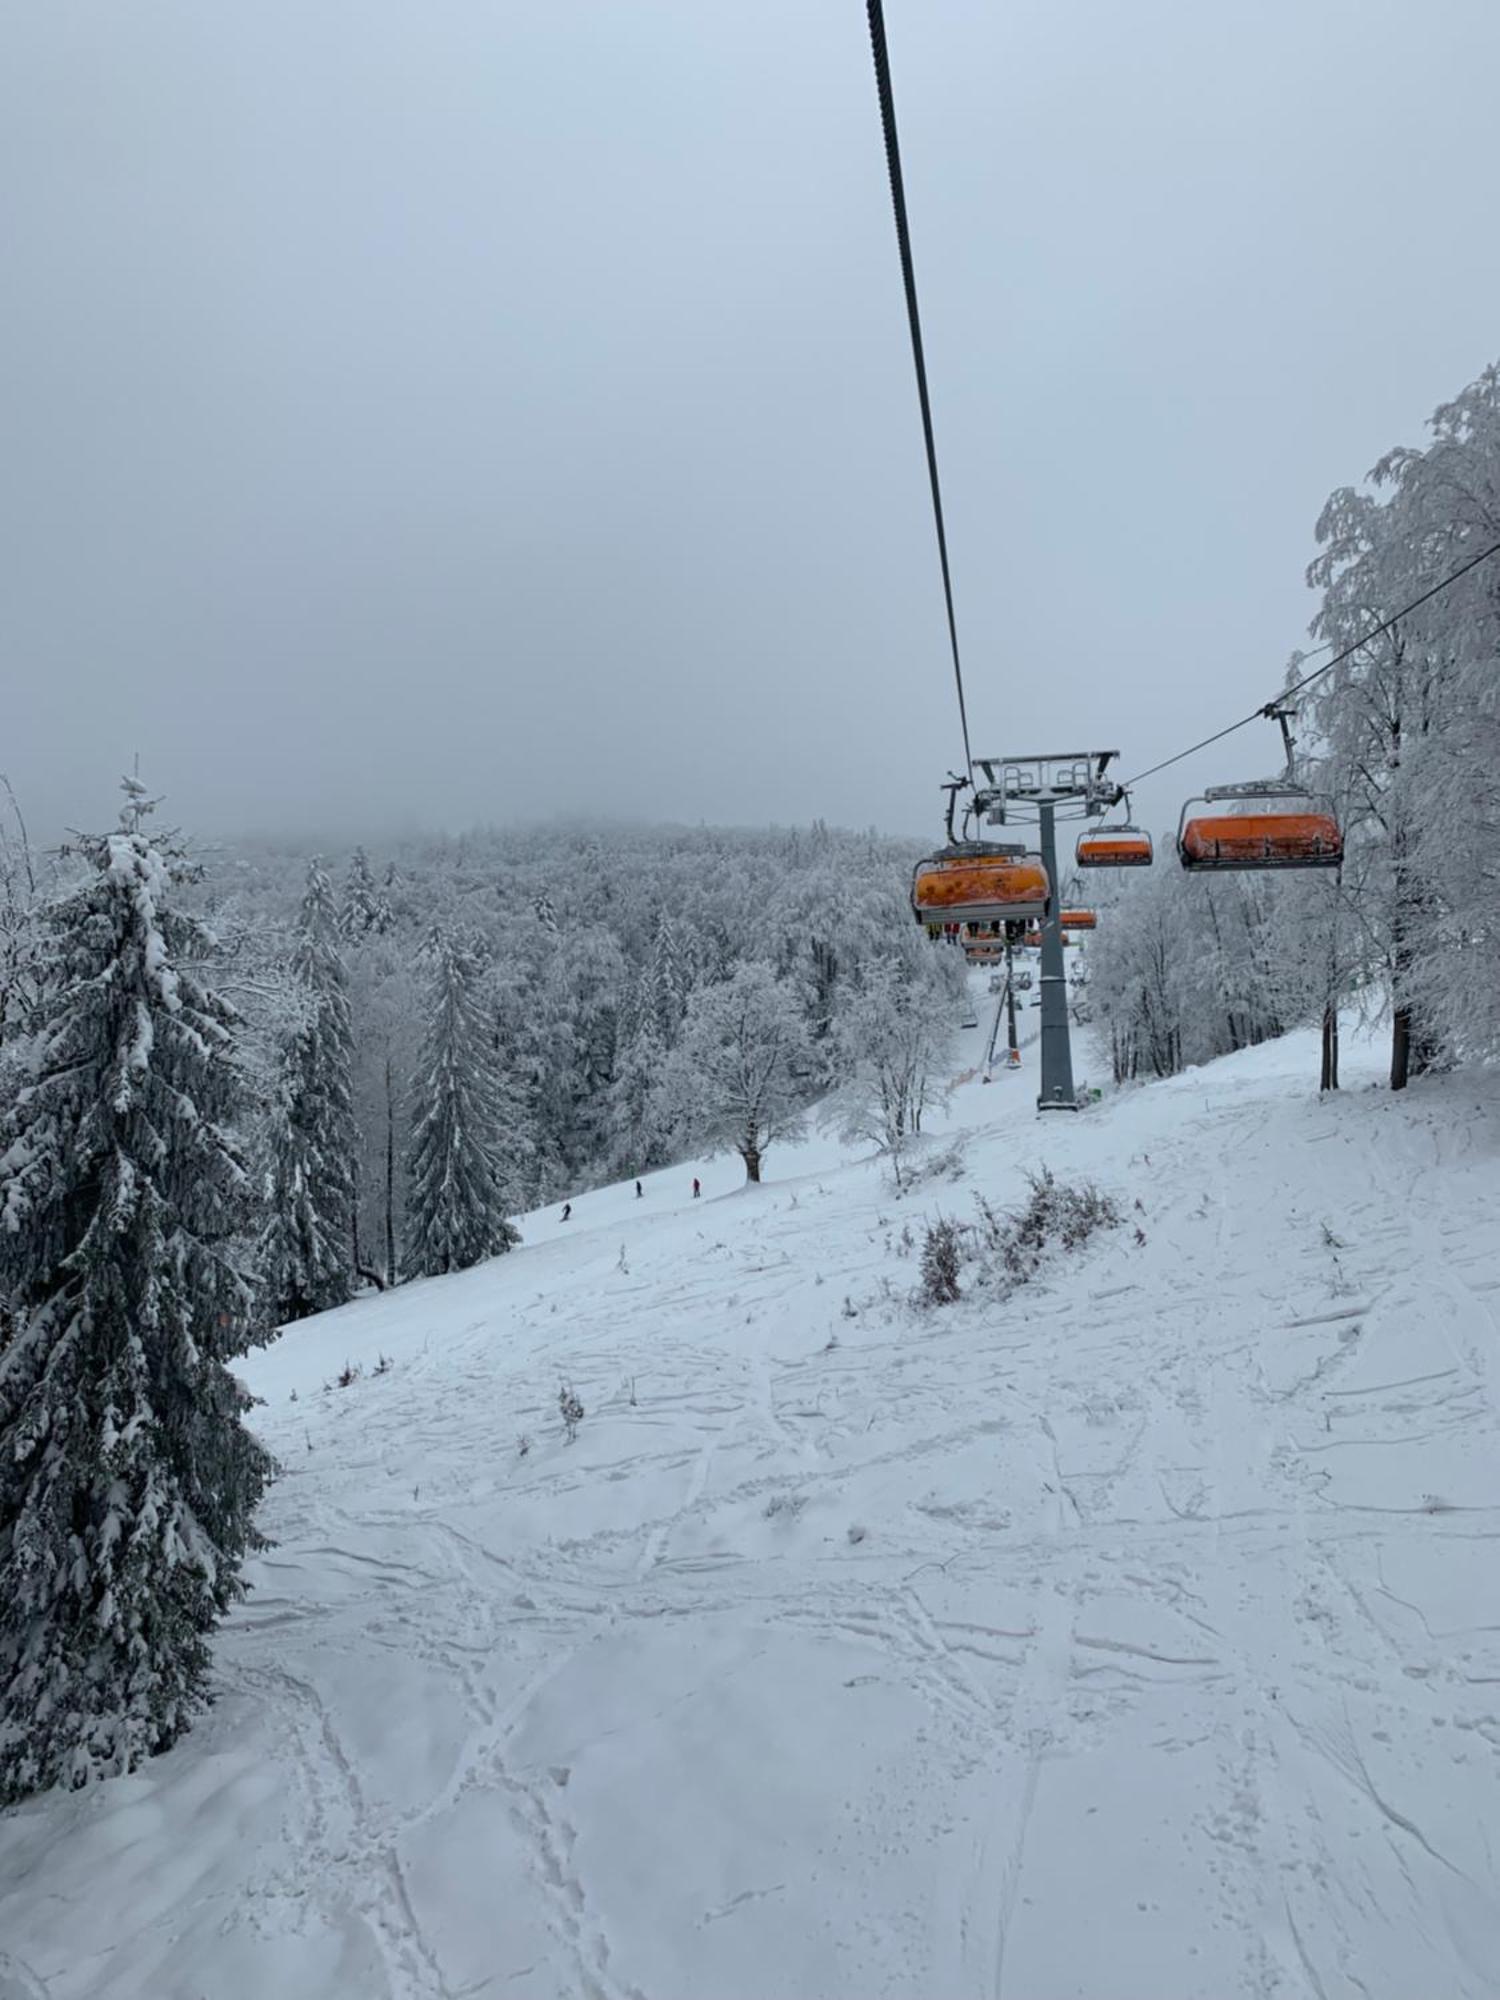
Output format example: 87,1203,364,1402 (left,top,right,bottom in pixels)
4,0,1498,847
